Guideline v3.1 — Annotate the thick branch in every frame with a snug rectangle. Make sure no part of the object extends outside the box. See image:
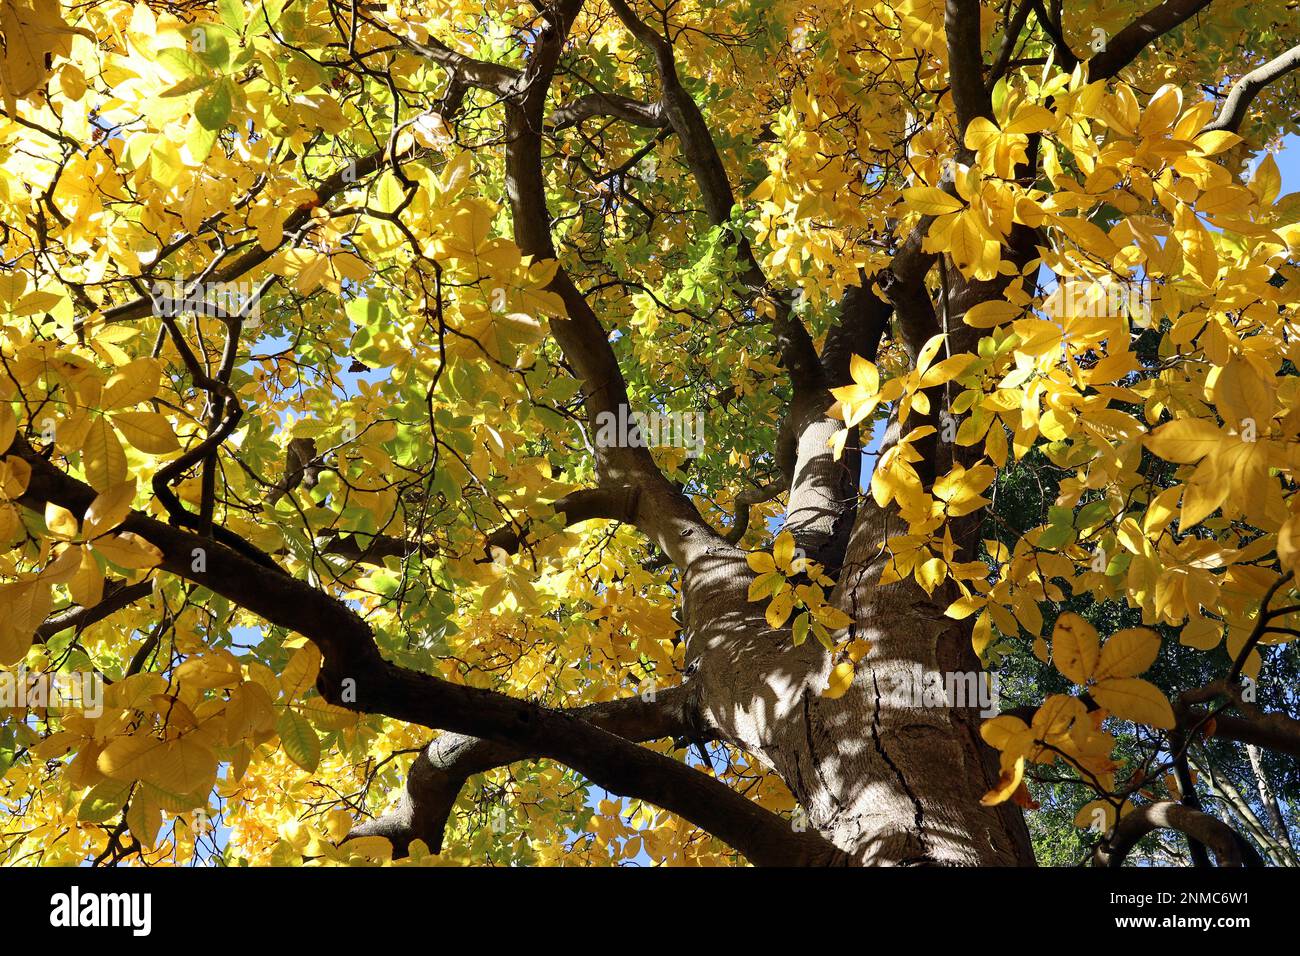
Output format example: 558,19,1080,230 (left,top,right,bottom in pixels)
490,0,722,567
348,684,704,855
1204,43,1300,133
484,486,641,555
1093,800,1263,867
945,0,994,130
11,436,843,866
1087,0,1214,80
820,281,892,387
549,92,668,130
